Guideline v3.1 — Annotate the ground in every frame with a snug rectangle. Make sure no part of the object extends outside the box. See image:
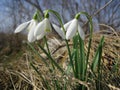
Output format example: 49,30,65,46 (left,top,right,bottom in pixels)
0,31,120,90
